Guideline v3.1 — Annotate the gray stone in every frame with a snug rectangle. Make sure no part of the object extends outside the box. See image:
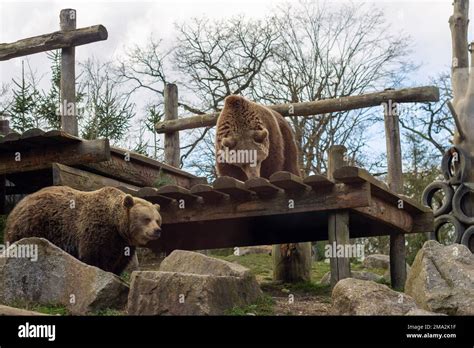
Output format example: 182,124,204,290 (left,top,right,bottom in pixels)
160,249,252,278
0,305,48,316
362,254,390,269
237,246,272,256
405,241,474,315
405,308,446,316
320,270,384,286
0,238,129,315
127,271,263,315
331,278,417,315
